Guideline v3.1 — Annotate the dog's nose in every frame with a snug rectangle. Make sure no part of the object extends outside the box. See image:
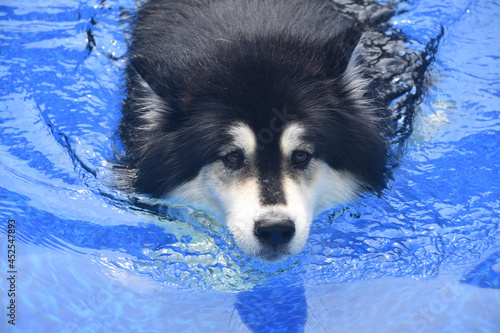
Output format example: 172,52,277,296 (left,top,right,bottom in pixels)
254,219,295,246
